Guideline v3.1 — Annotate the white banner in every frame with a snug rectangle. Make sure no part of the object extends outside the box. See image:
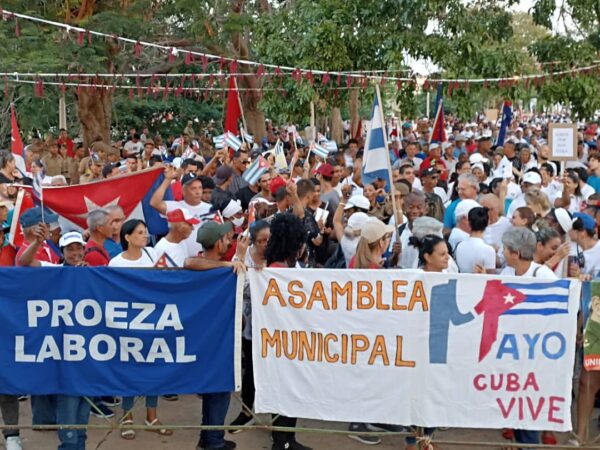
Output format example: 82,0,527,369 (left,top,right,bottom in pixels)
249,269,580,431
